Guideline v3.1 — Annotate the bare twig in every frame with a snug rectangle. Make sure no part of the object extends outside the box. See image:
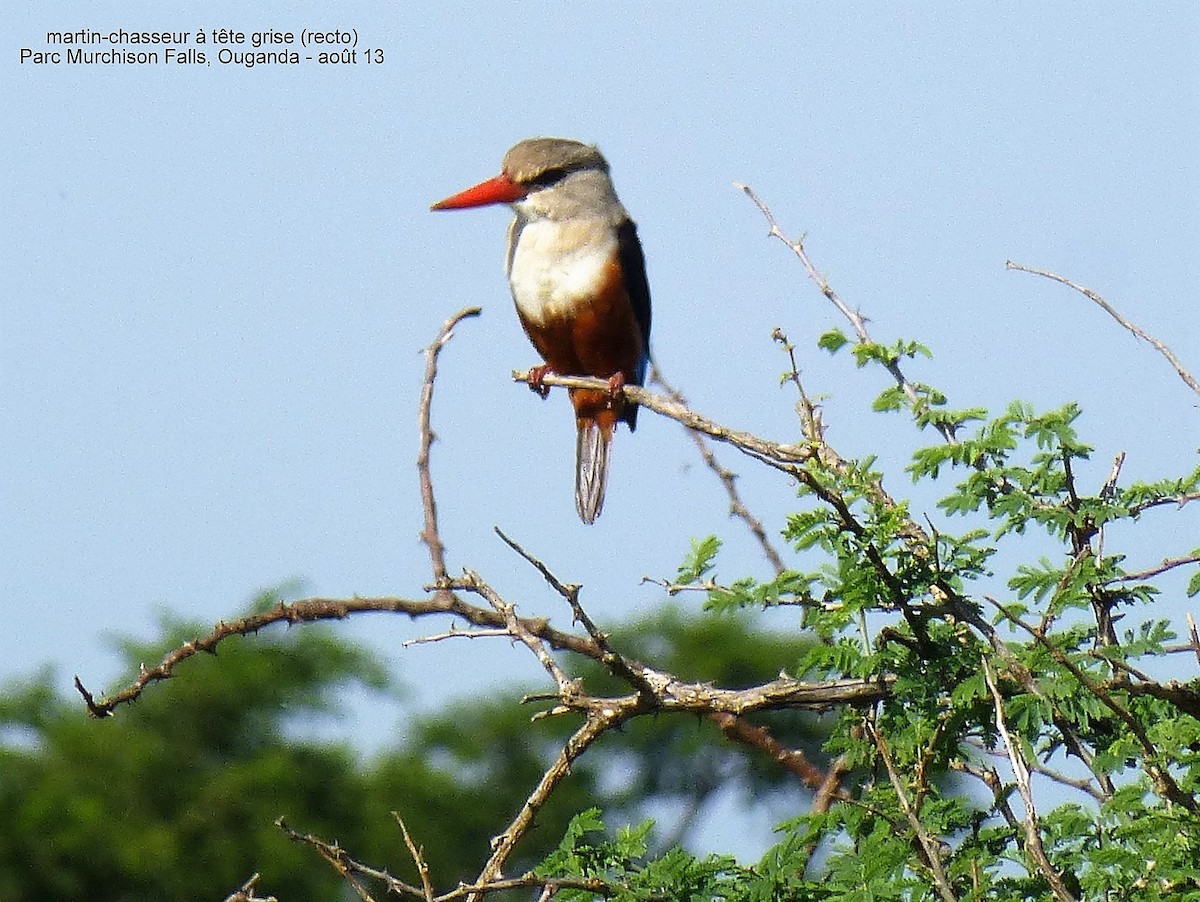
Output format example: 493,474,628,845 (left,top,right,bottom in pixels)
284,817,618,901
641,576,732,596
492,527,661,698
396,815,435,902
419,307,482,588
1006,261,1200,398
650,366,787,575
738,182,957,444
457,569,574,690
950,759,1022,831
772,327,824,443
1108,553,1200,585
811,754,851,814
983,658,1077,902
492,528,585,621
738,184,869,342
221,873,277,902
711,710,845,794
1128,491,1200,517
278,817,408,902
286,815,613,902
467,706,634,902
403,627,512,647
1101,452,1125,498
1190,613,1200,668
